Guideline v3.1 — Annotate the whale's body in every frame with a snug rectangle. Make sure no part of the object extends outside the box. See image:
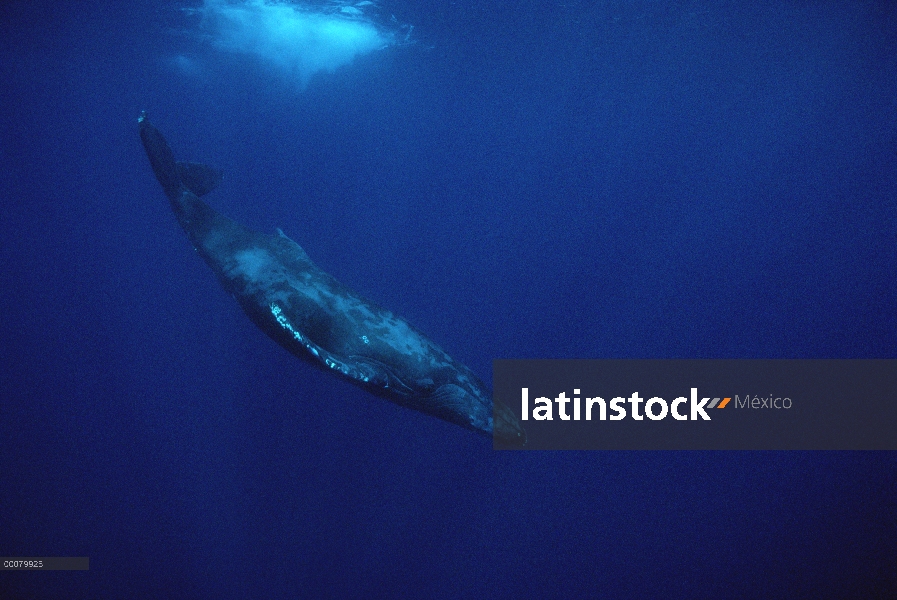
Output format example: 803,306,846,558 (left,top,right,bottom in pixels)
138,114,524,445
